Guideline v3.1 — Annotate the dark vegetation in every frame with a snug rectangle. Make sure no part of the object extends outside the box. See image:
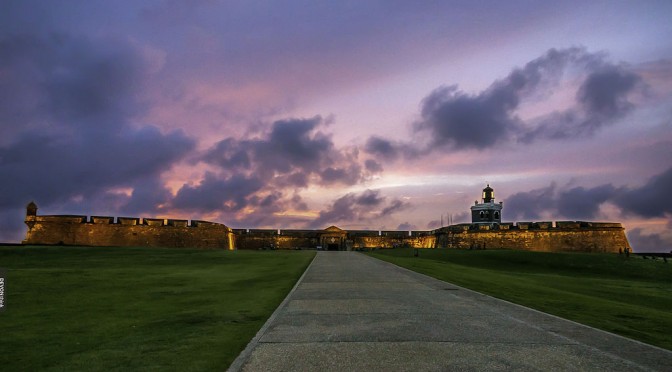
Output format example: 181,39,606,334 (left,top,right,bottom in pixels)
0,246,315,370
369,248,672,350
